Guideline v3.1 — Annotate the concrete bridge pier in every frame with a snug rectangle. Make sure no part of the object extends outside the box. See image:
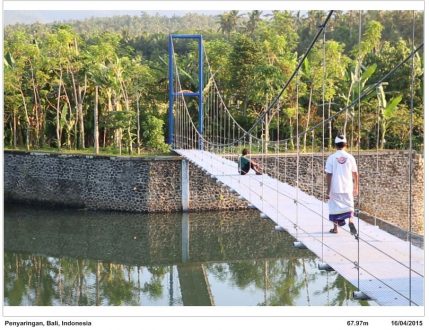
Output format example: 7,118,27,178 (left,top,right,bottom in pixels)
181,159,190,212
